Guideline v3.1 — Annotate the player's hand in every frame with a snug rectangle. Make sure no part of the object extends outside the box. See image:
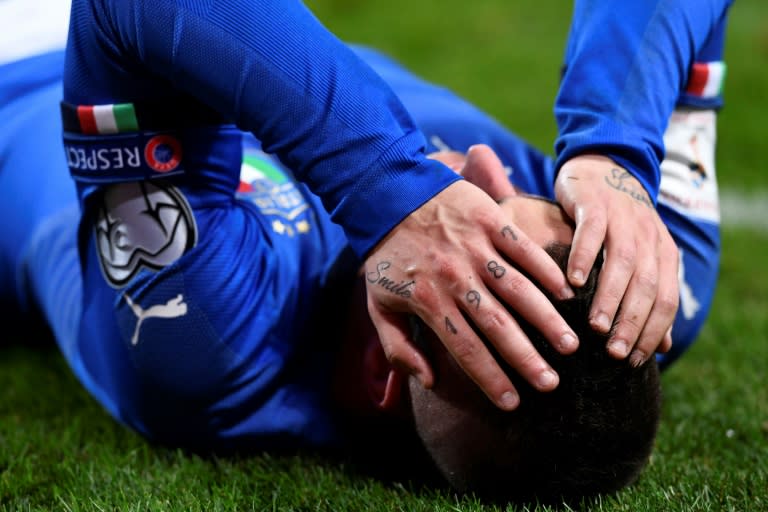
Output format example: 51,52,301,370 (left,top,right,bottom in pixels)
554,154,678,365
363,146,578,411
